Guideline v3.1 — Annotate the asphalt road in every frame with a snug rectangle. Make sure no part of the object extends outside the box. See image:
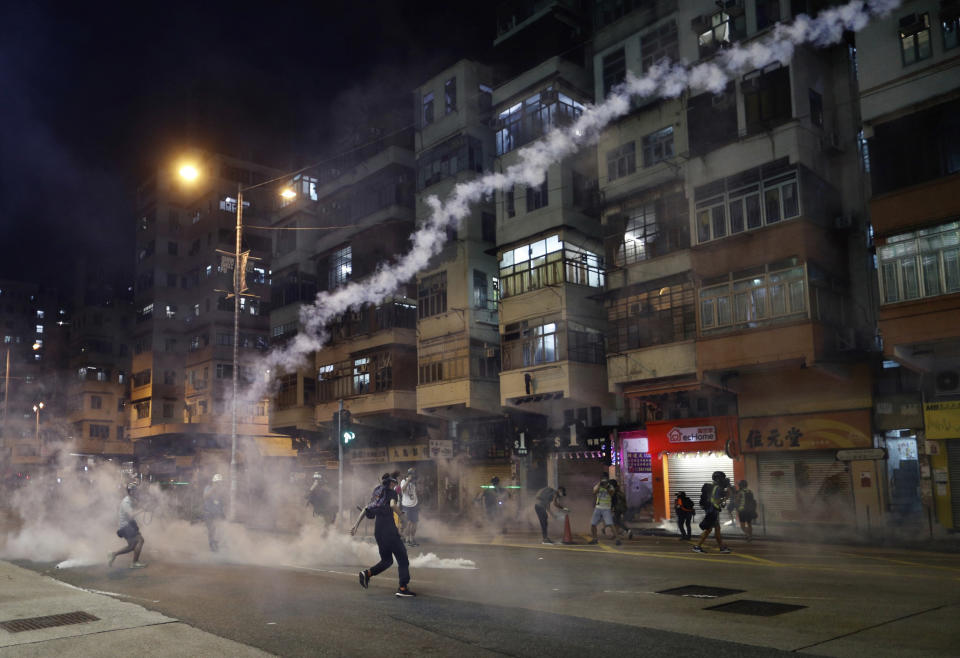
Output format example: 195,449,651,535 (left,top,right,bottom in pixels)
17,530,960,657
